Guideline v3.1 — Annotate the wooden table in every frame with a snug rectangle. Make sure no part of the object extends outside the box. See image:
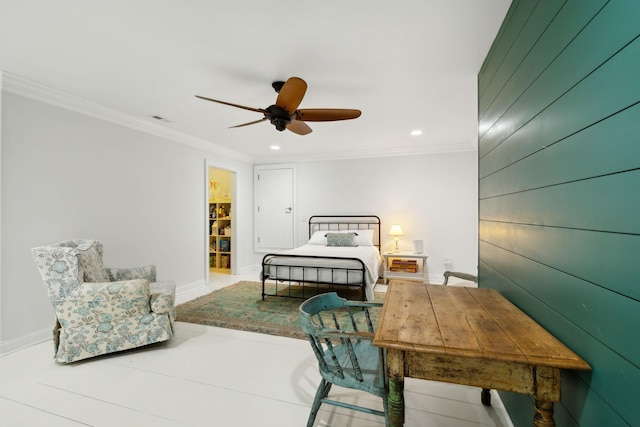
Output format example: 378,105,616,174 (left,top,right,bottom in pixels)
373,281,591,427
